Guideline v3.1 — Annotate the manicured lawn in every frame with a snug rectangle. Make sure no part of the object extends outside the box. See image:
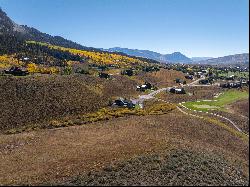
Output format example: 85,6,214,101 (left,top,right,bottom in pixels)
218,71,249,78
183,90,249,112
